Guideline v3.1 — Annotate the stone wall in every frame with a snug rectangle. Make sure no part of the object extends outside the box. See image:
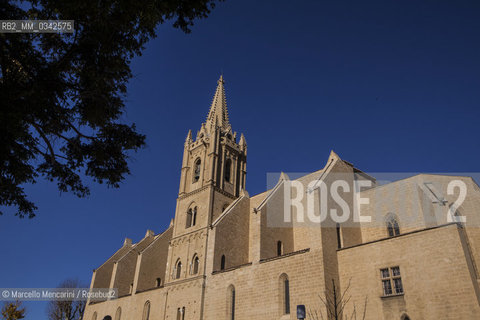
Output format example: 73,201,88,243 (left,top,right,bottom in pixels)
136,227,174,292
338,224,480,320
